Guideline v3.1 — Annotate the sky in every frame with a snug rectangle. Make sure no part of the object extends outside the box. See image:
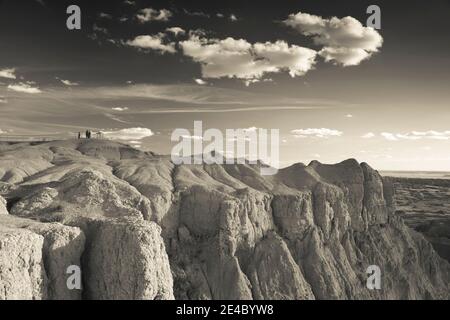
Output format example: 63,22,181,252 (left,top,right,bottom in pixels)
1,0,450,171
